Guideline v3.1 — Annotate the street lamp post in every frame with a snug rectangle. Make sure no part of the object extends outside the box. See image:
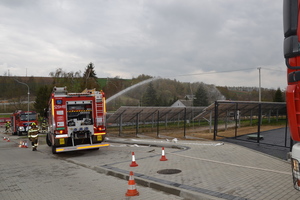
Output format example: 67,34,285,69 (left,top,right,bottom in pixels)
15,79,30,129
257,67,261,102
